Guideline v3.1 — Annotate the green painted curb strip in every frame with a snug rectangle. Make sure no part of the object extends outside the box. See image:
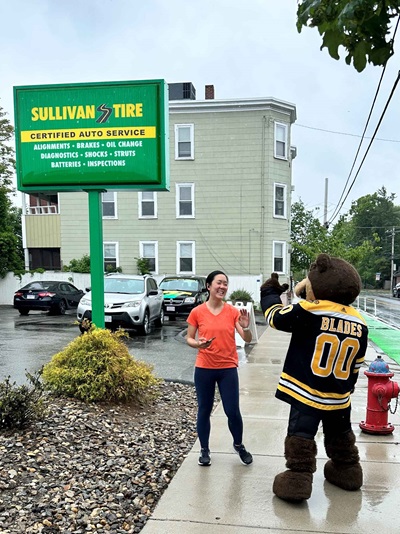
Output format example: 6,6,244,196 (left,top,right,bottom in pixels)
360,313,400,366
